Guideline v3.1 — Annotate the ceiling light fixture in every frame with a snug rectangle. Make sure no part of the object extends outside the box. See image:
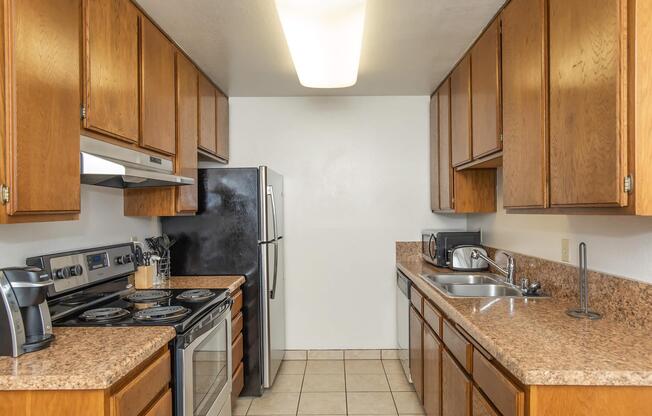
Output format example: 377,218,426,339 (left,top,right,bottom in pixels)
274,0,367,89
